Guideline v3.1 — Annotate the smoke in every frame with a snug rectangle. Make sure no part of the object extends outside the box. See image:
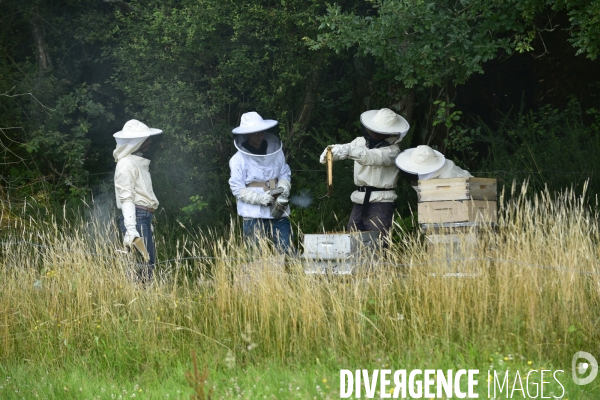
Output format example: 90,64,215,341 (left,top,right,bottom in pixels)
290,189,313,208
85,181,119,246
